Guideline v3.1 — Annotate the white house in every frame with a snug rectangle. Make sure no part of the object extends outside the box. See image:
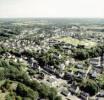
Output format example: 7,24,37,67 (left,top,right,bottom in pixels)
90,57,101,67
47,77,57,87
60,63,65,70
65,60,70,66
